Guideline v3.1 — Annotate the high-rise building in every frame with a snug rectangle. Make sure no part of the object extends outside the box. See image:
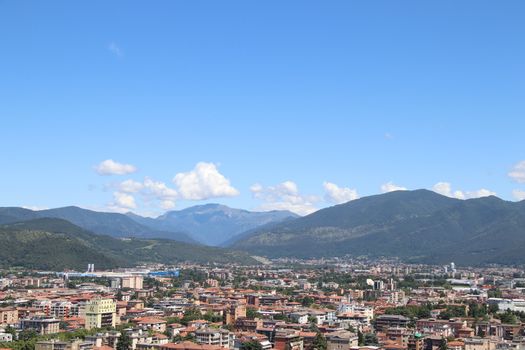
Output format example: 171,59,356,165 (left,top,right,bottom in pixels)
122,276,144,290
84,298,116,330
